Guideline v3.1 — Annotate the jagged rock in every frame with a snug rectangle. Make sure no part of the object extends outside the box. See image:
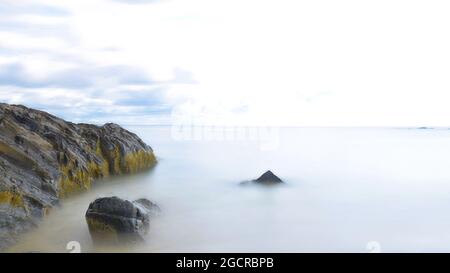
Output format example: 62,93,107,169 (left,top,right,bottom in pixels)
241,170,284,185
85,196,160,244
0,103,157,250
